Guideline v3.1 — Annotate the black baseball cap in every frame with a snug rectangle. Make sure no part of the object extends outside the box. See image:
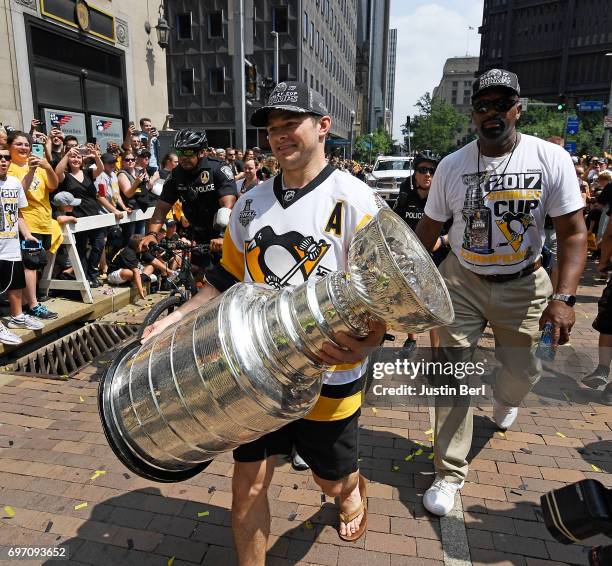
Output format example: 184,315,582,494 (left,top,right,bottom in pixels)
251,81,329,127
101,152,117,164
472,68,520,100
